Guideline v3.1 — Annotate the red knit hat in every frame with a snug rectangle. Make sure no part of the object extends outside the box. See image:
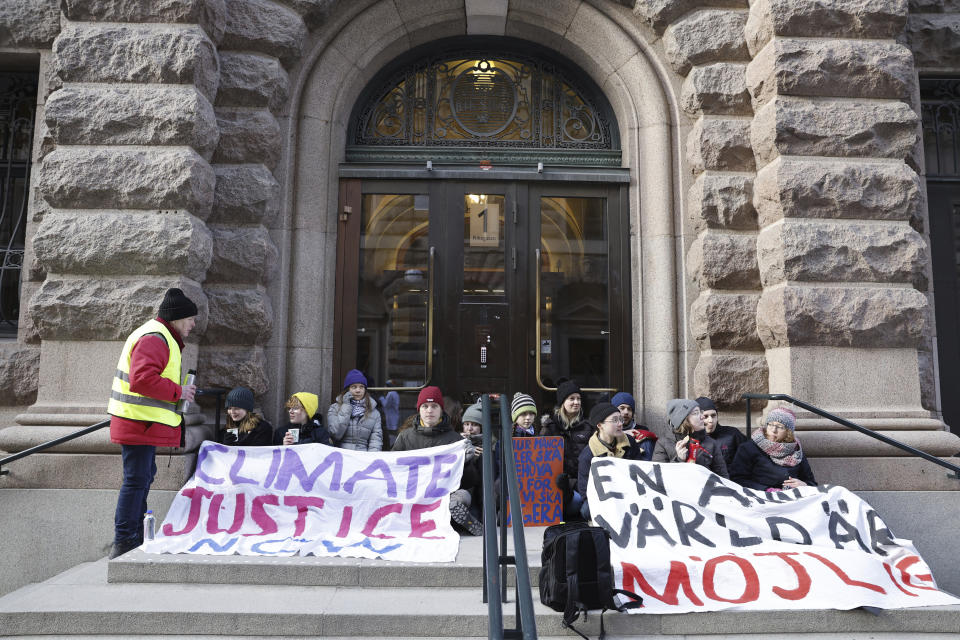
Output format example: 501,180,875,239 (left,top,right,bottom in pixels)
417,386,444,410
